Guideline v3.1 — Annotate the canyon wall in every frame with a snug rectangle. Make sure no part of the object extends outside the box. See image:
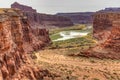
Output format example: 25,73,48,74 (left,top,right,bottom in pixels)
11,2,36,13
11,2,73,28
56,8,120,25
82,12,120,59
93,12,120,41
0,8,52,80
12,2,120,26
56,12,94,24
102,21,120,53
